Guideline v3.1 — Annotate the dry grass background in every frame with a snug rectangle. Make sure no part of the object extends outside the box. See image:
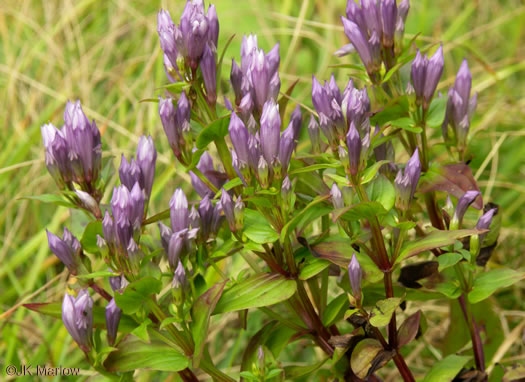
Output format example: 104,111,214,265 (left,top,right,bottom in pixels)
1,0,524,380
